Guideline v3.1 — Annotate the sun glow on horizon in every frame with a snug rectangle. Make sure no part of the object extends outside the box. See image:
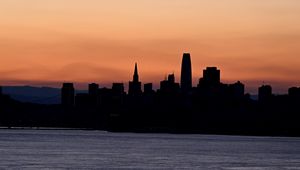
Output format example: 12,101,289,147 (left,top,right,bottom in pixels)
0,0,300,93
